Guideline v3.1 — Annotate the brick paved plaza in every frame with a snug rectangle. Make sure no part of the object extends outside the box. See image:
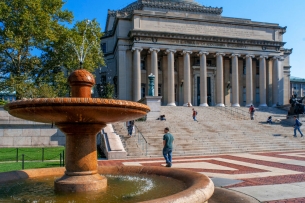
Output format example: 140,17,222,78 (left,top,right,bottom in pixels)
98,150,305,202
